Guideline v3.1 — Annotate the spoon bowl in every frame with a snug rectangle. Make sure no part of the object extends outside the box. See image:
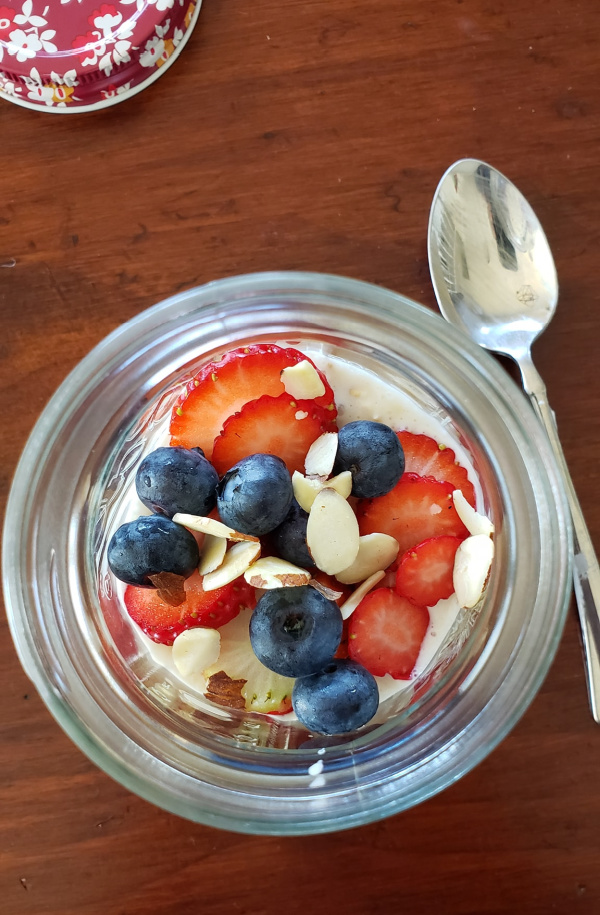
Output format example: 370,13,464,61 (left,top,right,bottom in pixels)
428,158,600,724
